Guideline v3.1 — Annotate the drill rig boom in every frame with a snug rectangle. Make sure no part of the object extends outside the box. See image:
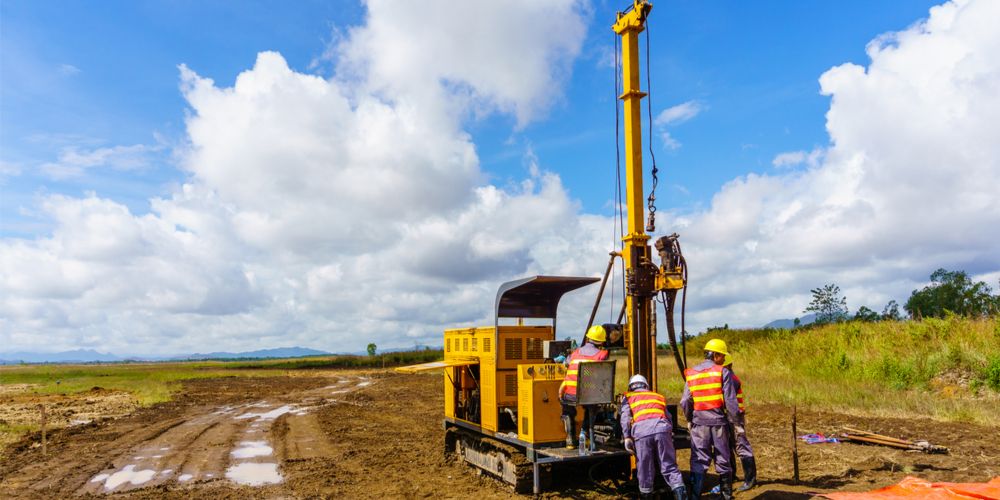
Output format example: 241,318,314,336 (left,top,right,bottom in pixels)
613,0,687,390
